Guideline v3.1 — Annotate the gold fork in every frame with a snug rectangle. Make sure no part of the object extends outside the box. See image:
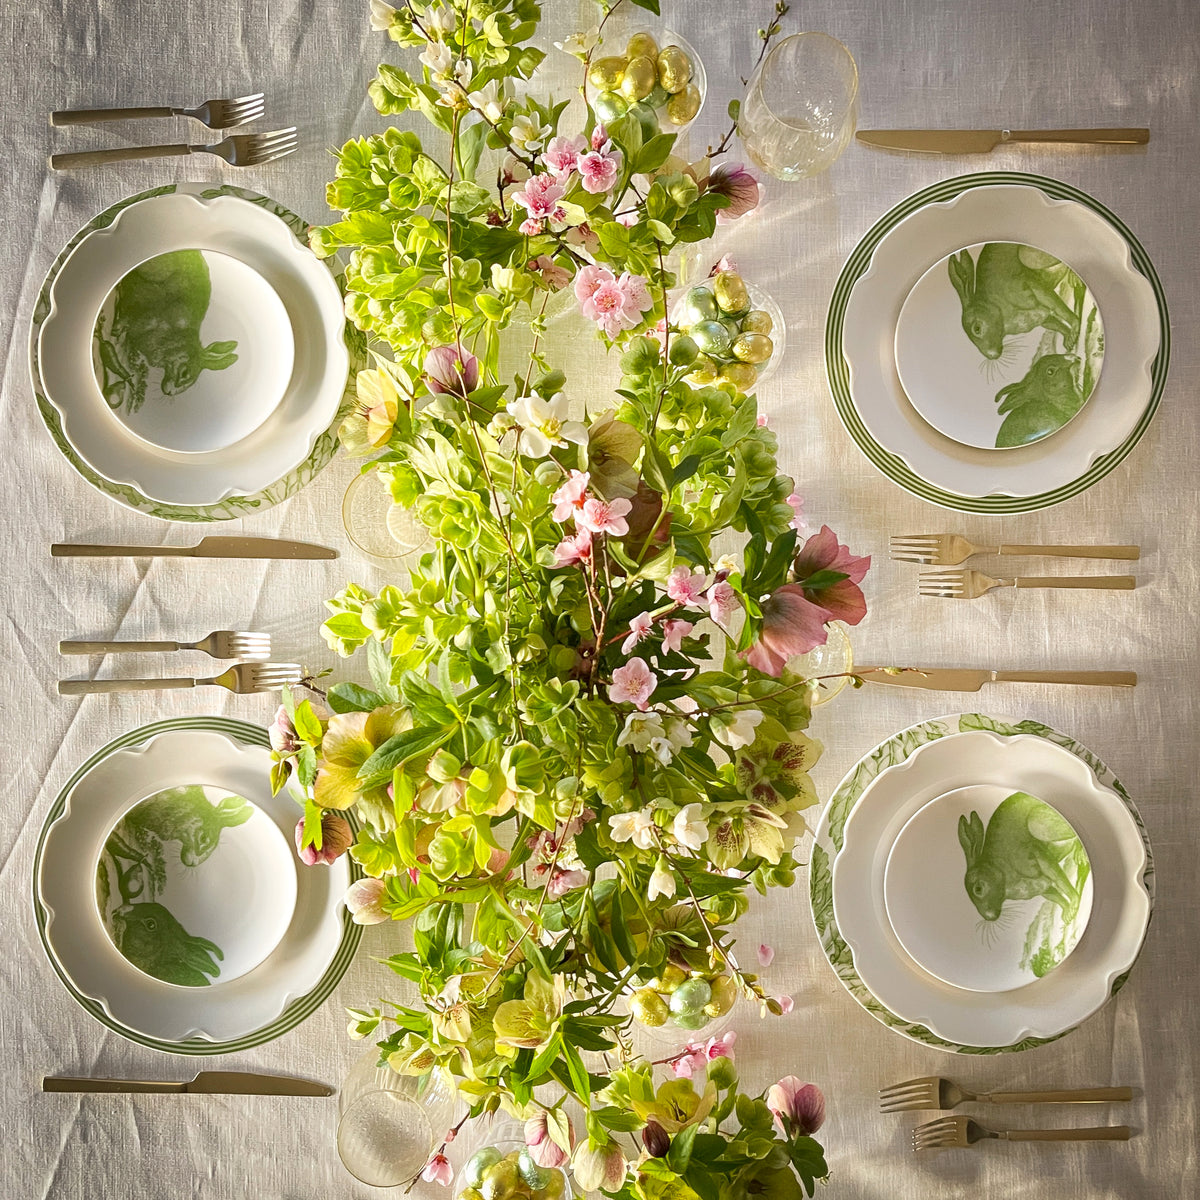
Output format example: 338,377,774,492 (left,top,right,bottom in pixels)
912,1116,1132,1151
881,1076,1134,1112
57,661,302,696
891,534,1140,566
919,570,1136,599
